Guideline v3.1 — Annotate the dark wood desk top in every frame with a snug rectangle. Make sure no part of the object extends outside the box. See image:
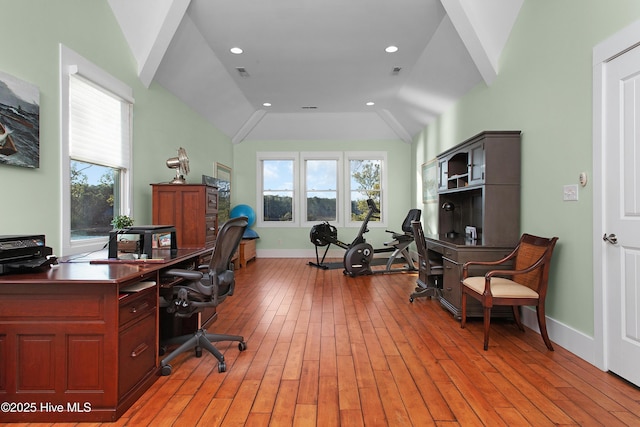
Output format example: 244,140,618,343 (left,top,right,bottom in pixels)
0,247,212,285
425,234,515,249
